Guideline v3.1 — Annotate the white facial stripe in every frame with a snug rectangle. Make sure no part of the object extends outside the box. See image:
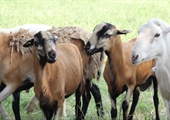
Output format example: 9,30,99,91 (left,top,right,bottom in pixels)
94,23,107,32
37,45,43,50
